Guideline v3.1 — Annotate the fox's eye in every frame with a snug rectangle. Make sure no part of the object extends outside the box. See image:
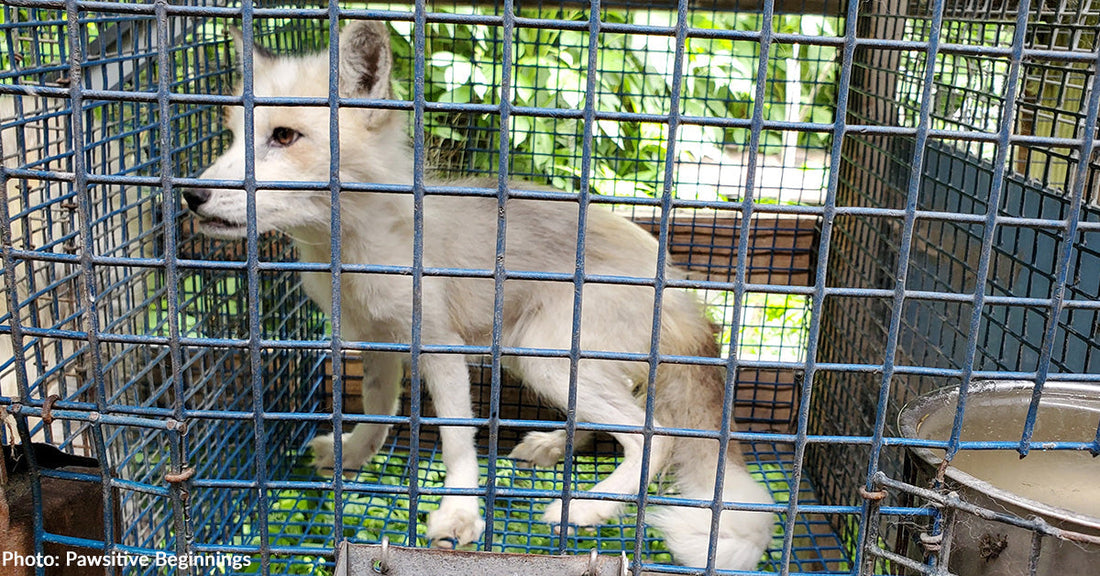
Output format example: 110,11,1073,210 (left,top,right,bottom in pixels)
271,127,301,147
